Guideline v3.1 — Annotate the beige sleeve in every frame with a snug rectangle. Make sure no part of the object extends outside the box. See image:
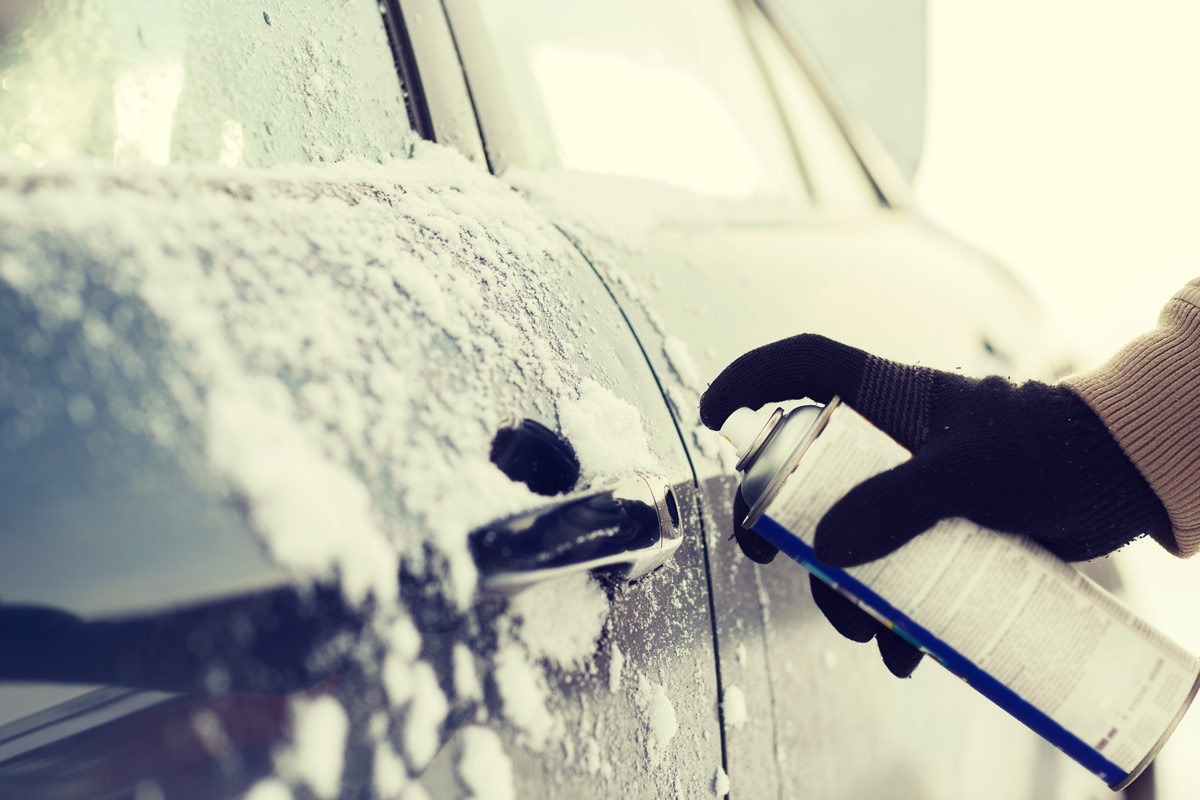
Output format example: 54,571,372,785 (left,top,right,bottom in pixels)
1061,279,1200,556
